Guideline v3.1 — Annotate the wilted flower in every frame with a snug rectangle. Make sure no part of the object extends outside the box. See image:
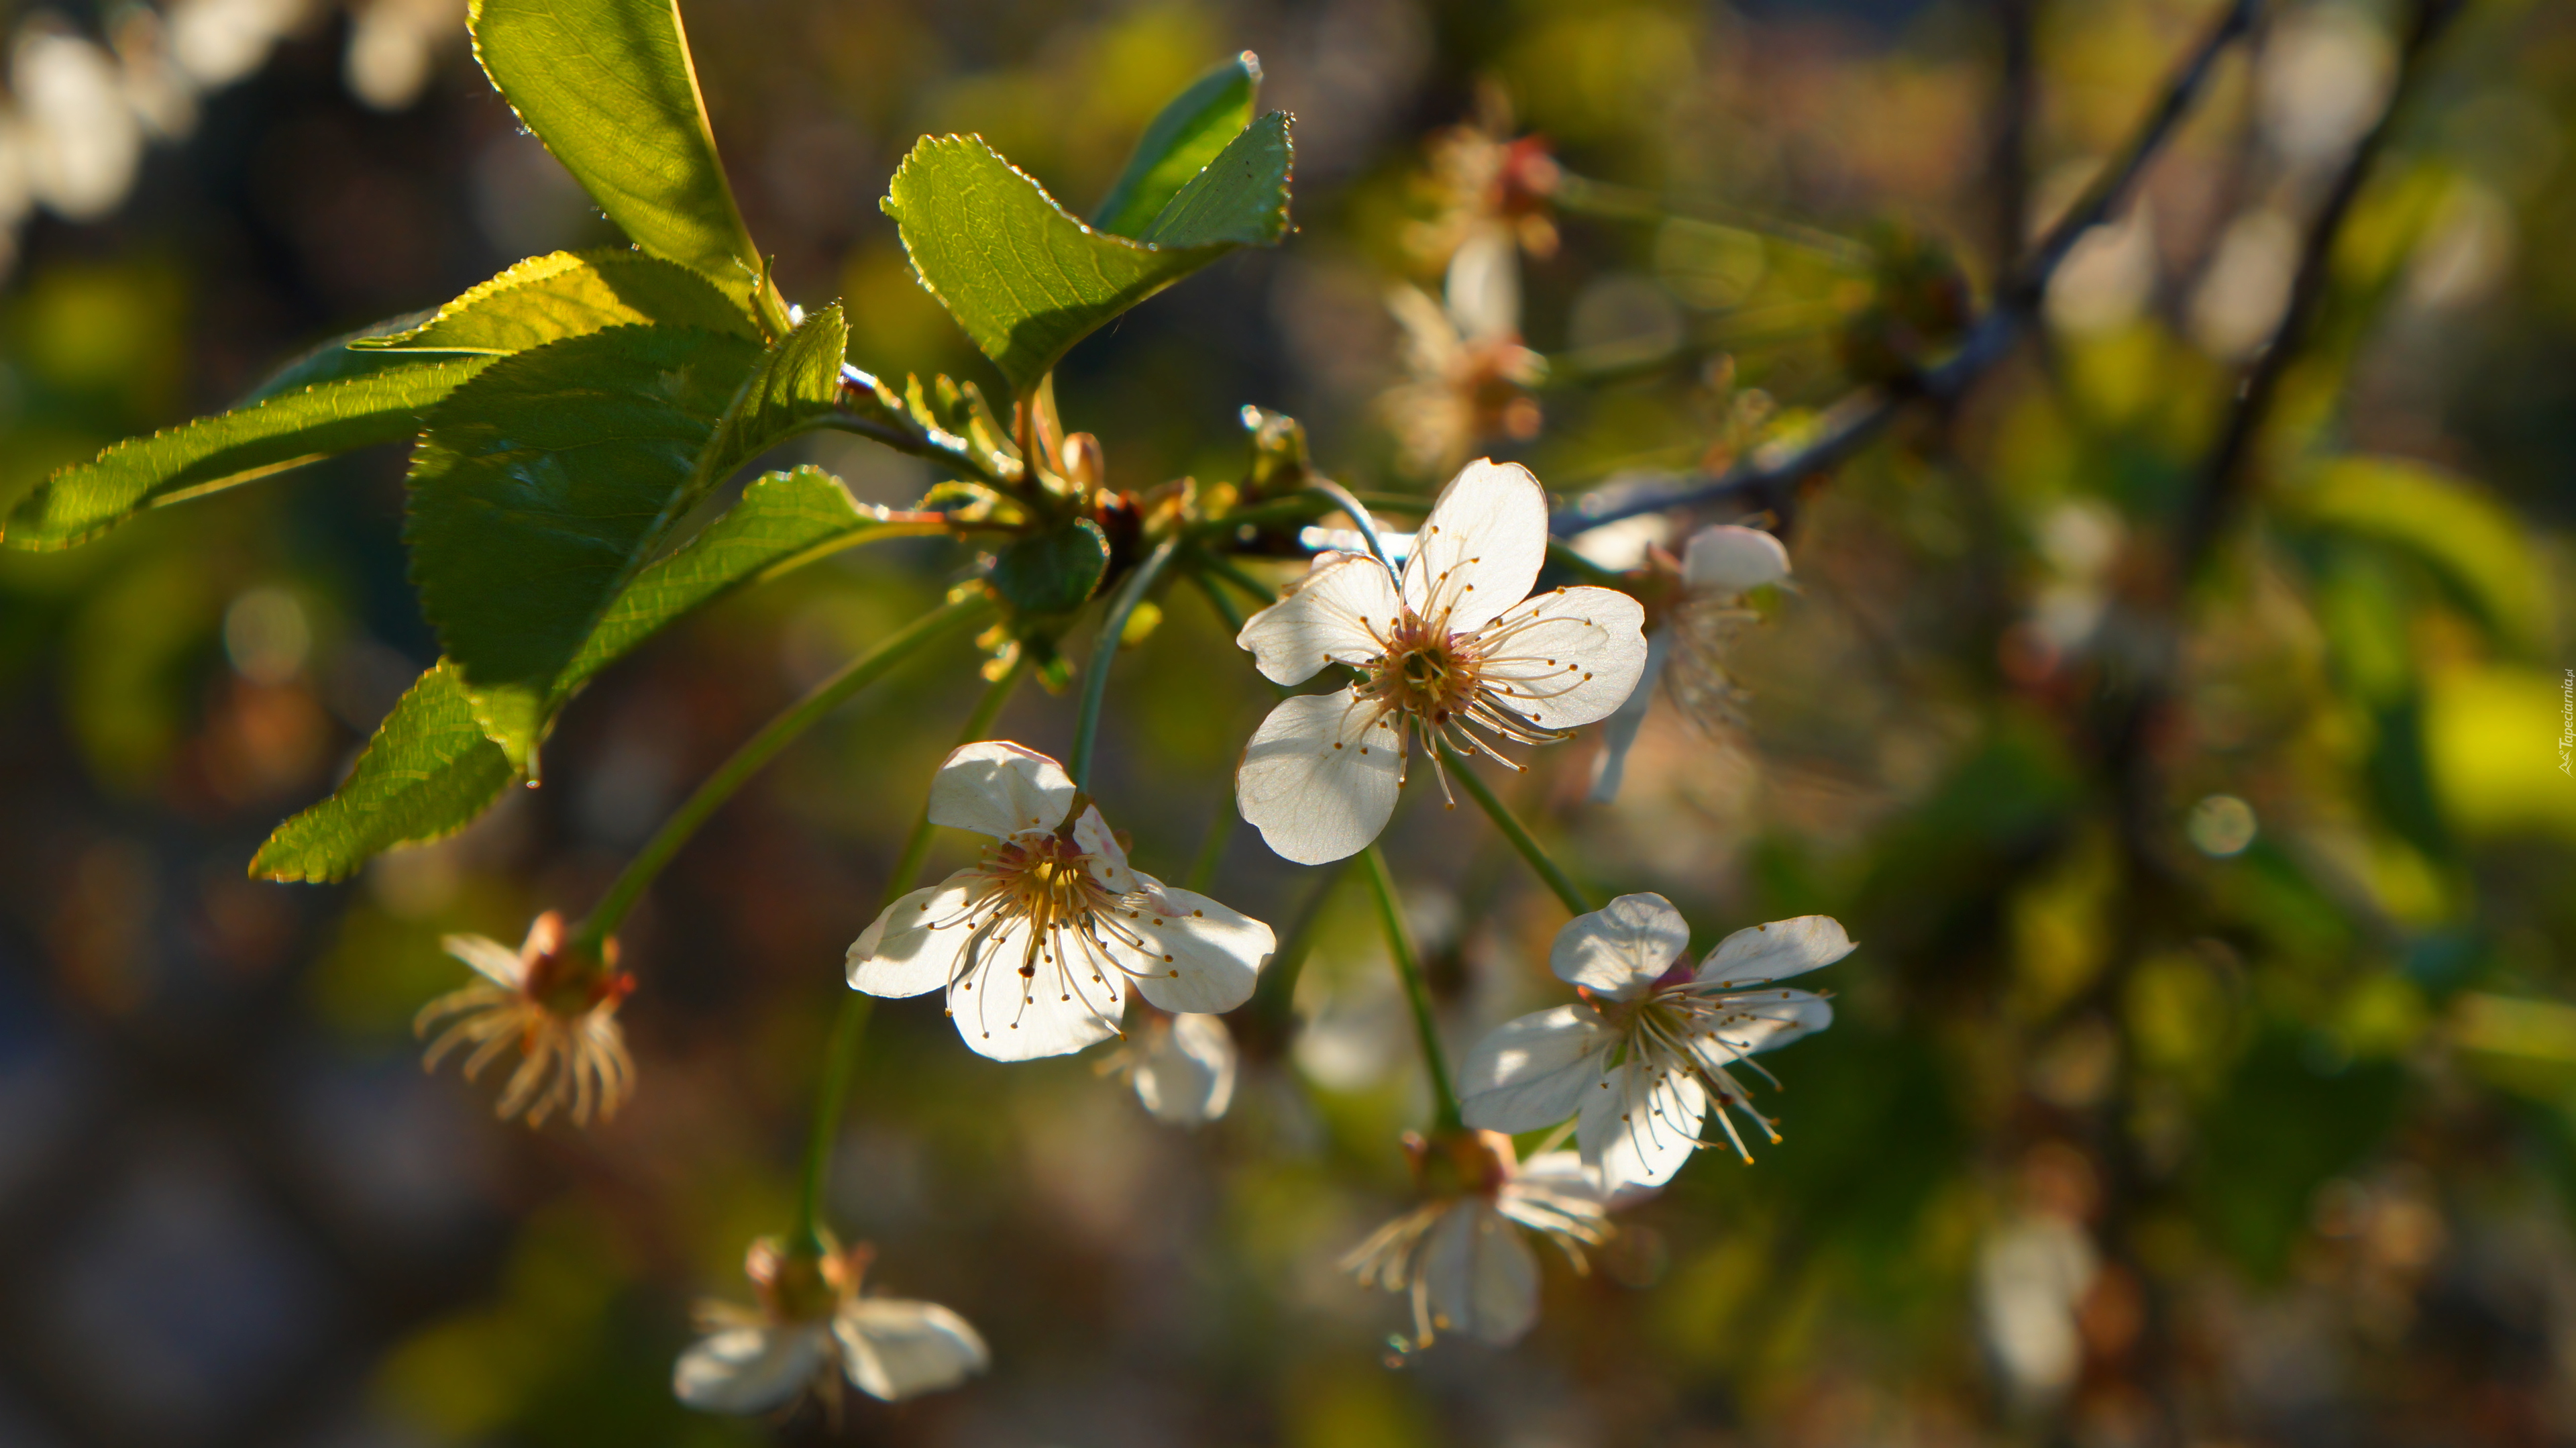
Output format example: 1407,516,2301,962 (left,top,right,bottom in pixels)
416,911,636,1127
1104,1007,1239,1125
1589,523,1790,802
1342,1129,1611,1348
1235,459,1650,864
674,1236,987,1416
848,742,1277,1062
1459,894,1847,1193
